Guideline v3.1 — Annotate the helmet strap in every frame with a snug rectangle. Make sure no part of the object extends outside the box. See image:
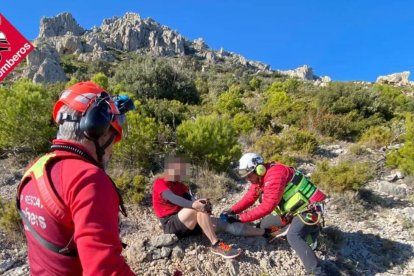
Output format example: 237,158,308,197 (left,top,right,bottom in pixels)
92,132,116,163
